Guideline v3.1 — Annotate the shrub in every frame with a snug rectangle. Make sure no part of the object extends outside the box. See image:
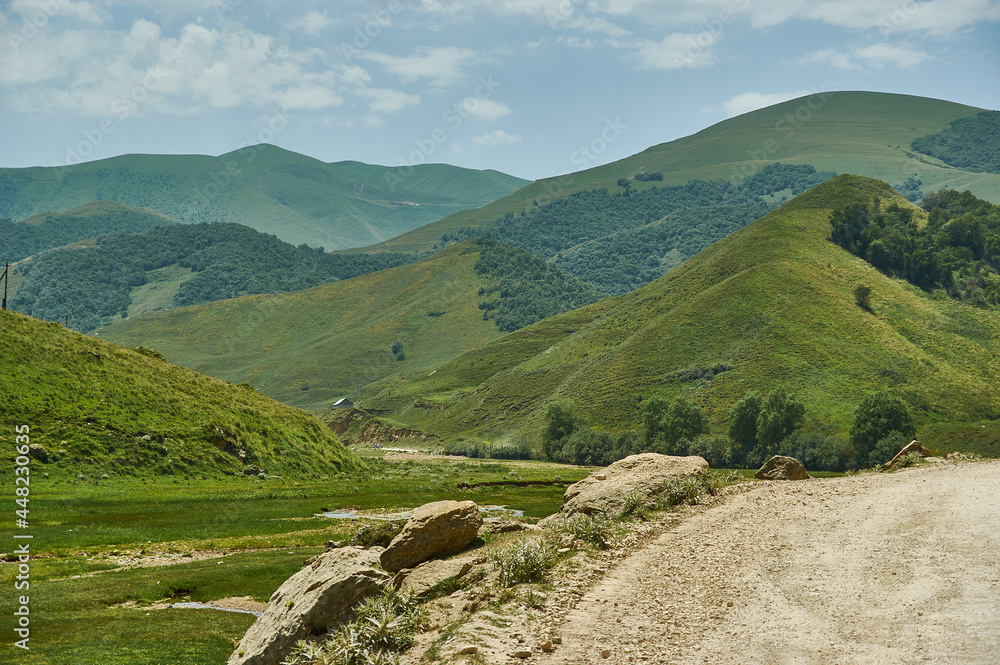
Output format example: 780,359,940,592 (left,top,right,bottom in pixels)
685,434,732,468
854,284,872,310
283,587,426,665
867,429,910,468
851,392,916,464
491,537,556,587
550,512,612,547
778,430,855,472
658,470,724,508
